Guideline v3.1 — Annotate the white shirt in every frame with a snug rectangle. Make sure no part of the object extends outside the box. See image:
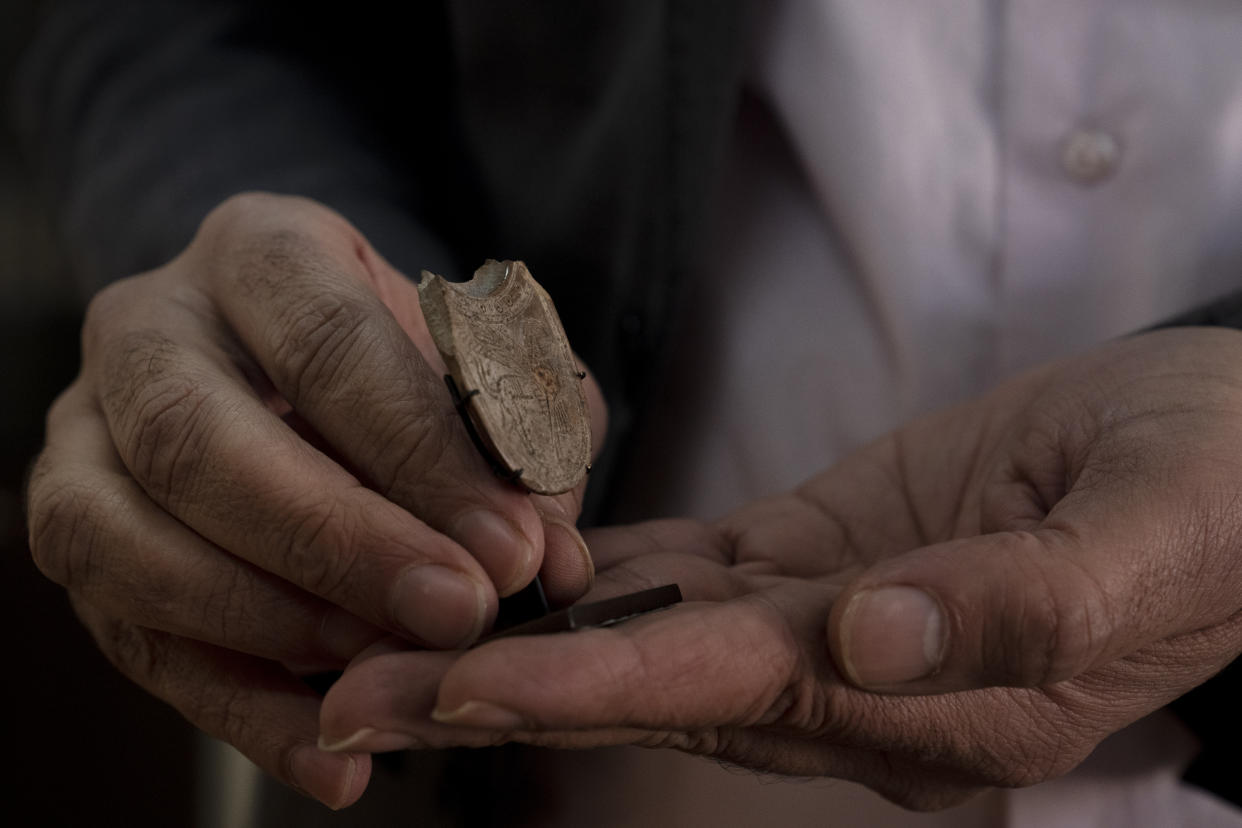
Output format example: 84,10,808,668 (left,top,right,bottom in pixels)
626,0,1242,525
612,1,1242,825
